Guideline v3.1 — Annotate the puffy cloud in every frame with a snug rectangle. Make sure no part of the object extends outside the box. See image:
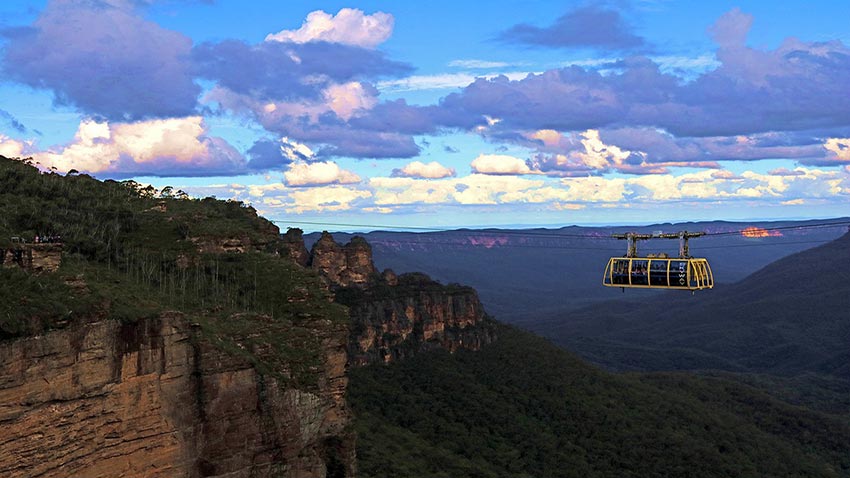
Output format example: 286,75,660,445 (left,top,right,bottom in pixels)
33,117,245,177
284,161,361,187
189,164,850,216
280,137,316,162
370,174,545,206
324,82,379,120
369,176,456,204
391,161,456,179
265,8,394,48
824,138,850,162
595,128,829,170
286,186,372,213
0,135,27,158
193,41,410,104
471,154,532,175
1,0,198,120
207,86,433,160
442,12,850,139
558,176,629,202
499,6,645,50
